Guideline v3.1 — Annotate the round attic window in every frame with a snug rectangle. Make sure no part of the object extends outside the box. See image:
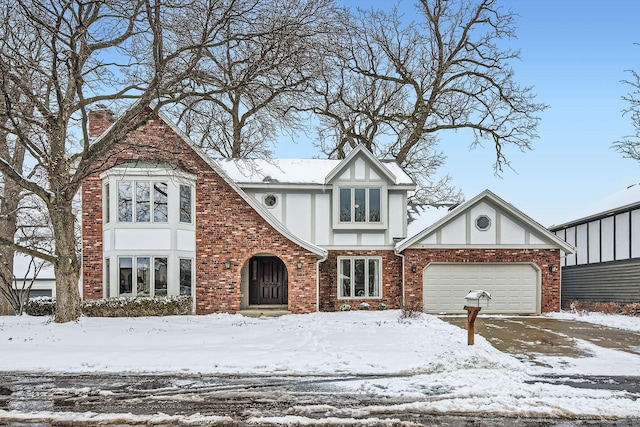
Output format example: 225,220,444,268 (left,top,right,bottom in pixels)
264,194,277,208
475,215,491,231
